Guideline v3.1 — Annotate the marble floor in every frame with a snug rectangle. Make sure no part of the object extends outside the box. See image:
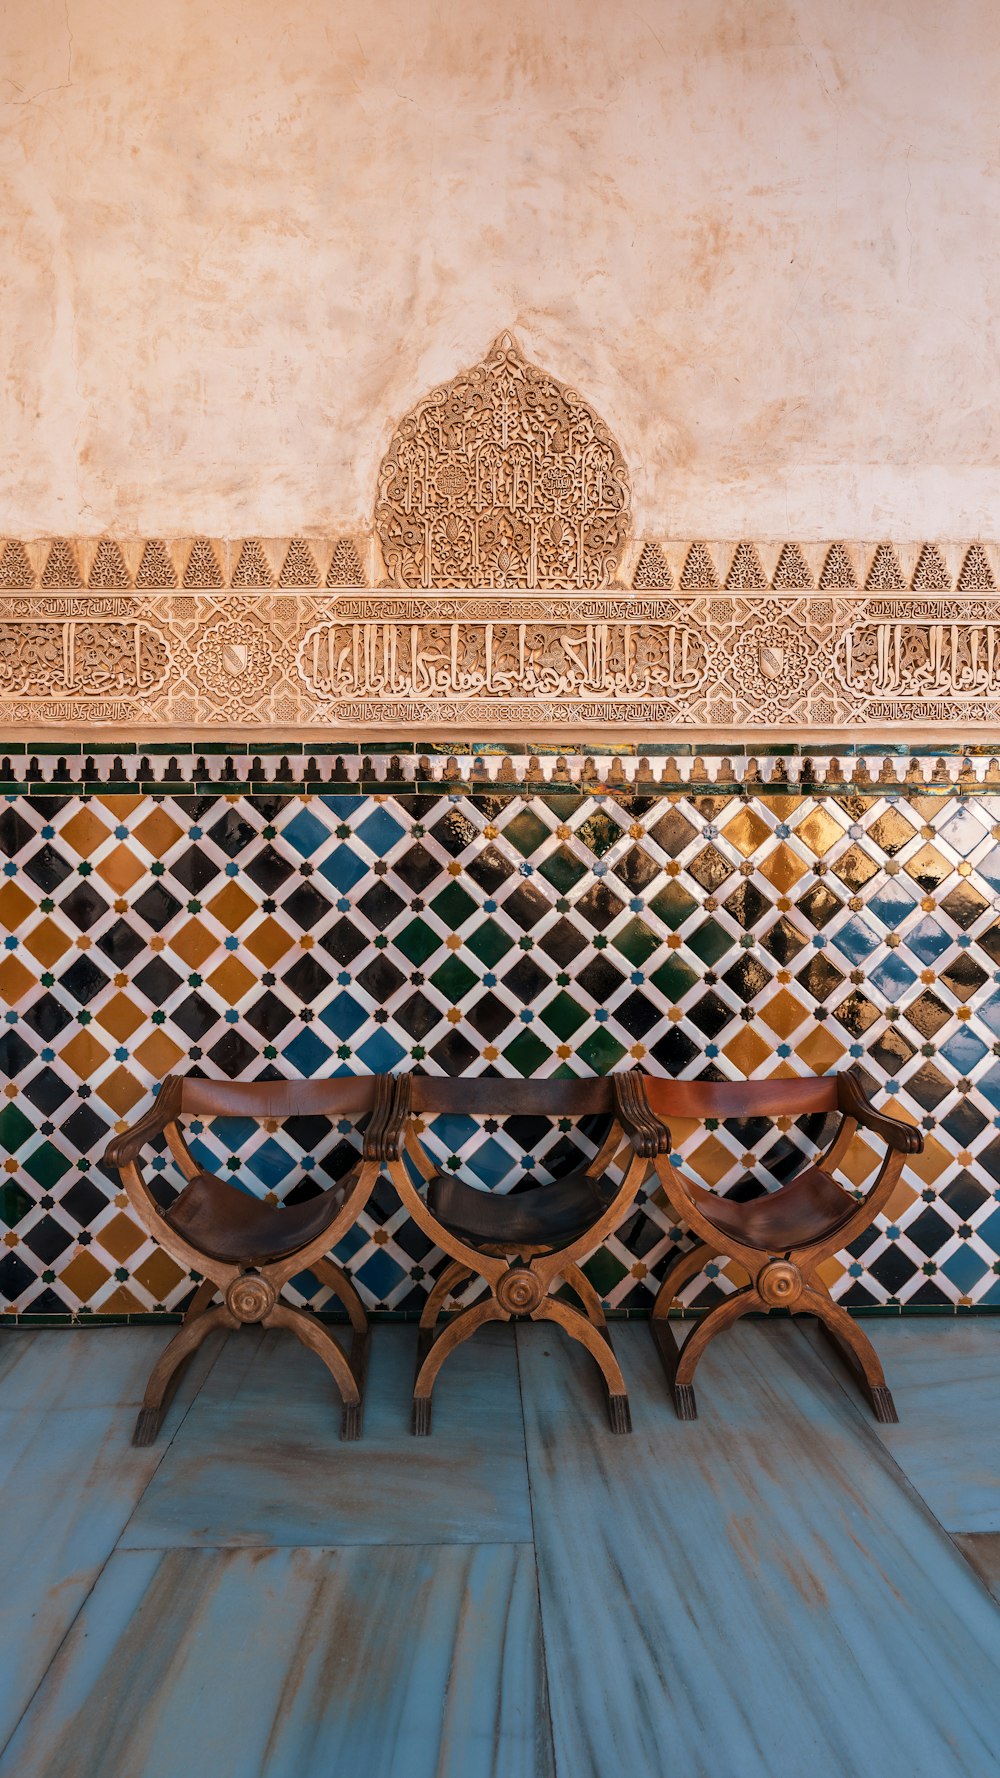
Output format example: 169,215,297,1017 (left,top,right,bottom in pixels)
0,1315,998,1778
